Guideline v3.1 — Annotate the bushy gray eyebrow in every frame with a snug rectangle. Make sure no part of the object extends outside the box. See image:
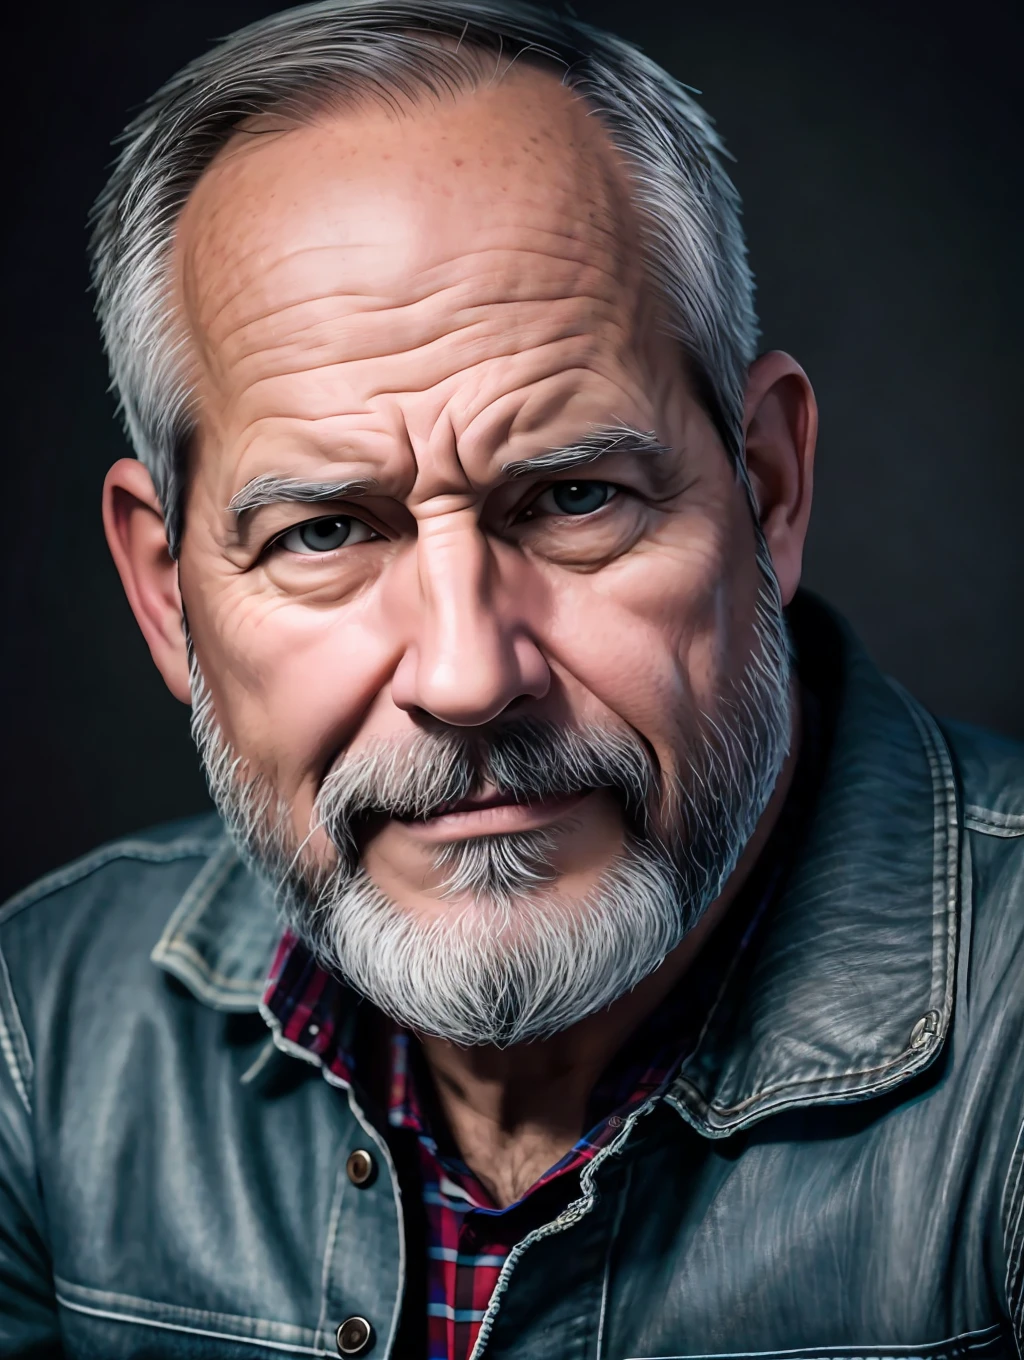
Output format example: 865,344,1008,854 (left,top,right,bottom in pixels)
501,425,674,478
227,476,376,519
227,426,673,525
